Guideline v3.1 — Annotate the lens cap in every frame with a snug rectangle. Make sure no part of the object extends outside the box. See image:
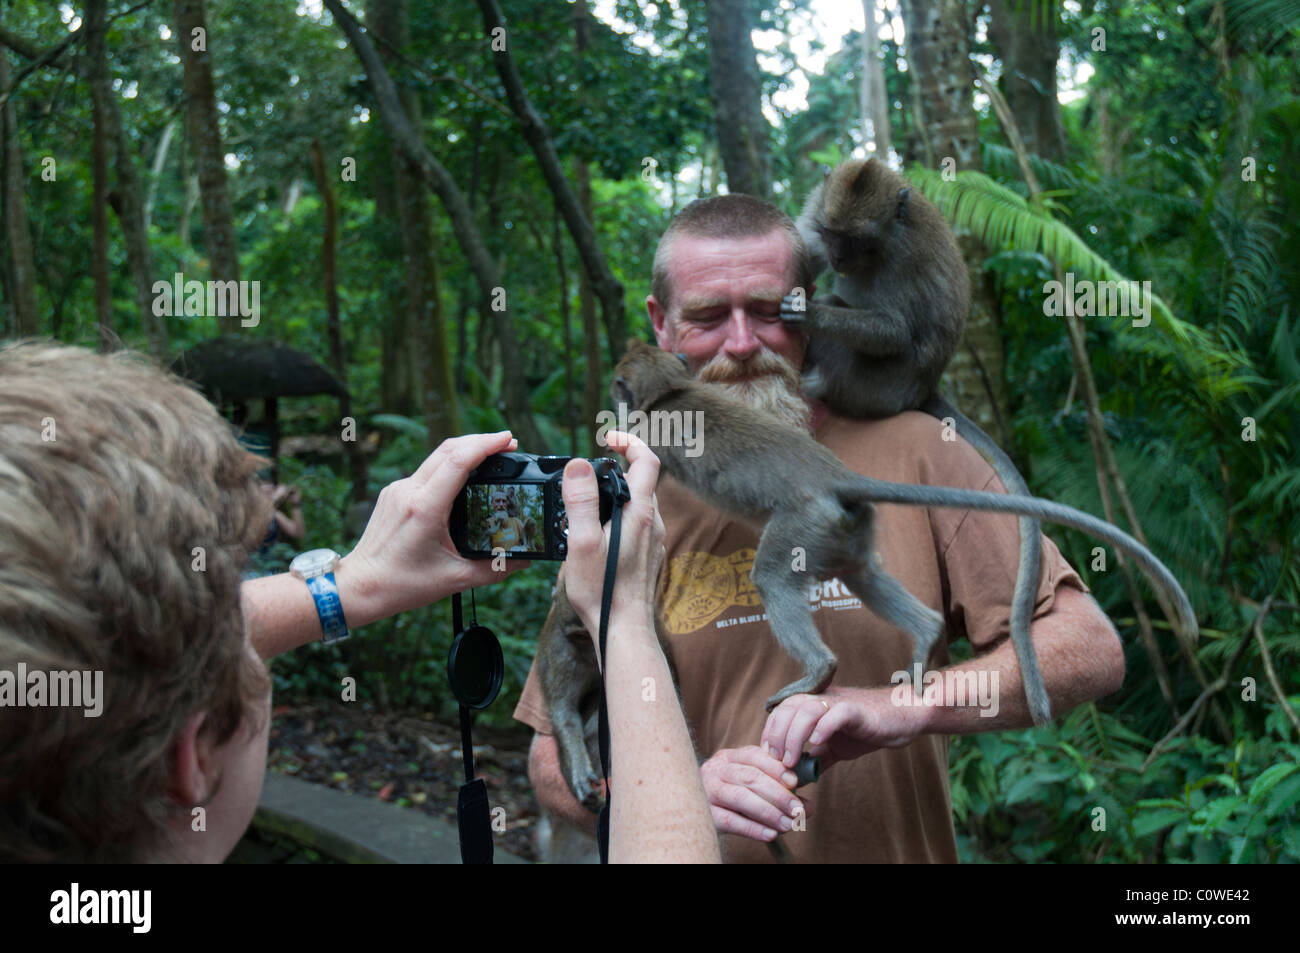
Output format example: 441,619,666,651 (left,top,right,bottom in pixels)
447,624,504,710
